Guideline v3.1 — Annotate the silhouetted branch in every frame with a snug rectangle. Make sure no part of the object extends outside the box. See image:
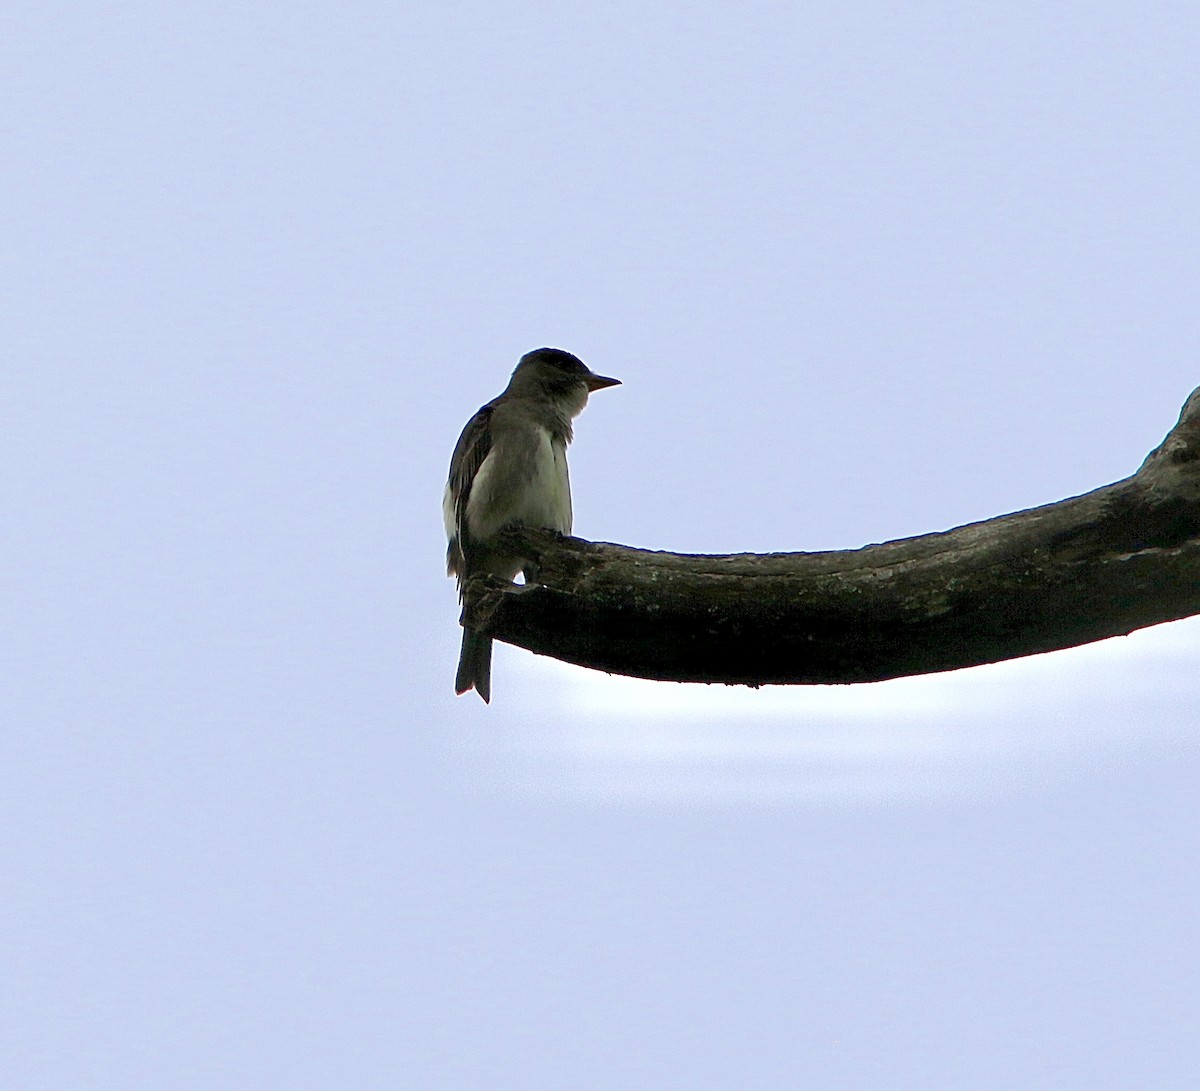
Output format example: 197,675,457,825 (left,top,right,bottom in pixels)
462,386,1200,685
